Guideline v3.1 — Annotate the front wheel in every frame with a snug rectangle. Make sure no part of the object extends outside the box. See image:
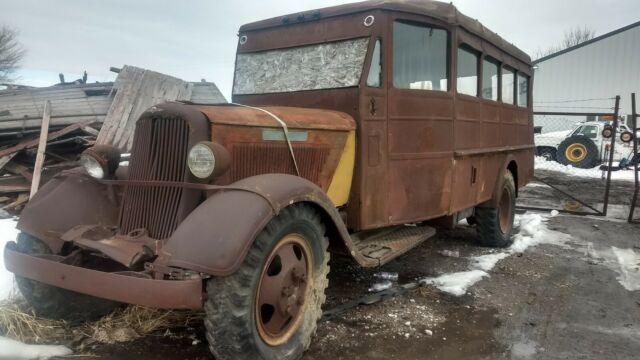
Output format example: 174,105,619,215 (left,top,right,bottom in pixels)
204,204,330,360
475,170,516,248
